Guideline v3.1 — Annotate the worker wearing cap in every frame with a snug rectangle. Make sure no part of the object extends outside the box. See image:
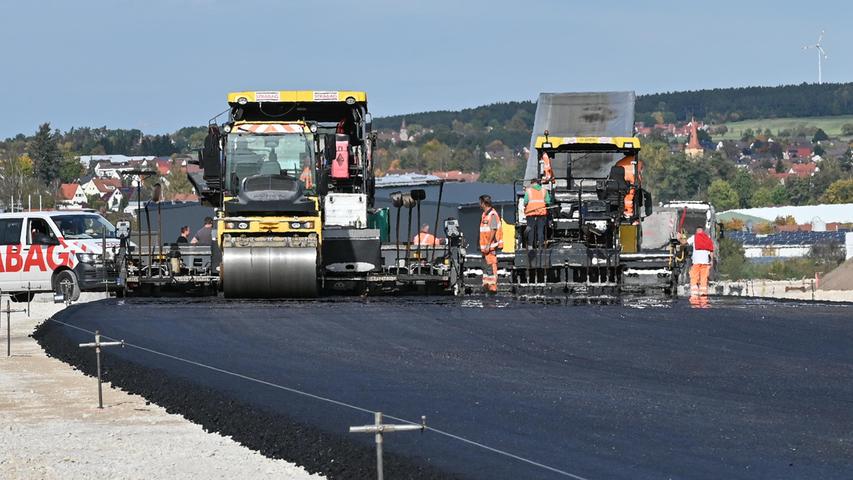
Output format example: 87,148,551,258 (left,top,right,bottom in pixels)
412,224,444,246
479,195,503,294
683,227,714,296
524,178,551,248
616,154,642,219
